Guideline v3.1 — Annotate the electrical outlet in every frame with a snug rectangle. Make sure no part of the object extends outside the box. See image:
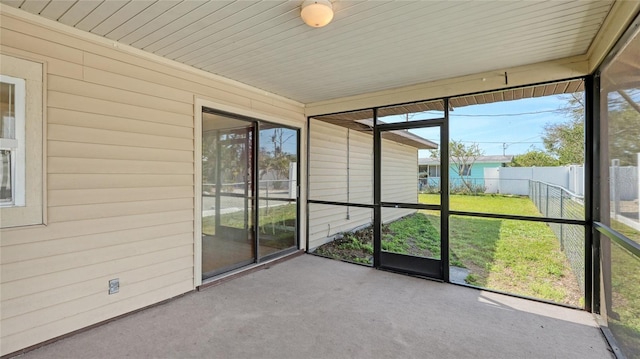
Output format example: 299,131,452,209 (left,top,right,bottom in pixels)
108,278,119,295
